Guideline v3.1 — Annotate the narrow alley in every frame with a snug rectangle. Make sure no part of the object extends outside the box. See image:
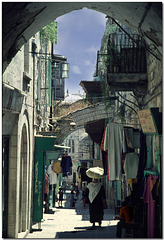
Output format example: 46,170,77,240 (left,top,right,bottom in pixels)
2,3,162,239
26,190,118,239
